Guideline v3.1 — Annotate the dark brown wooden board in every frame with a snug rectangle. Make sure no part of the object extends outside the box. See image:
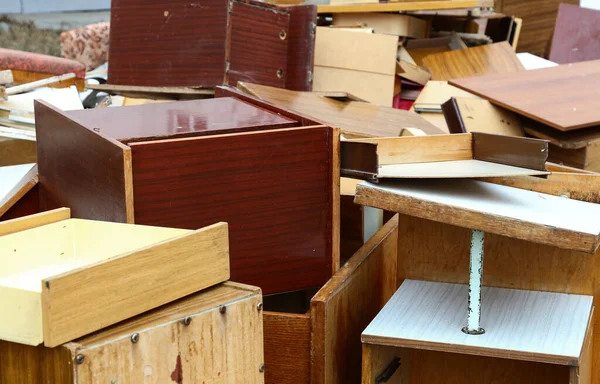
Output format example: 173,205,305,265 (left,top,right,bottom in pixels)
472,132,548,171
550,3,600,64
34,101,132,223
450,60,600,131
0,184,40,222
64,97,299,143
129,126,336,294
282,5,316,91
108,0,228,87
